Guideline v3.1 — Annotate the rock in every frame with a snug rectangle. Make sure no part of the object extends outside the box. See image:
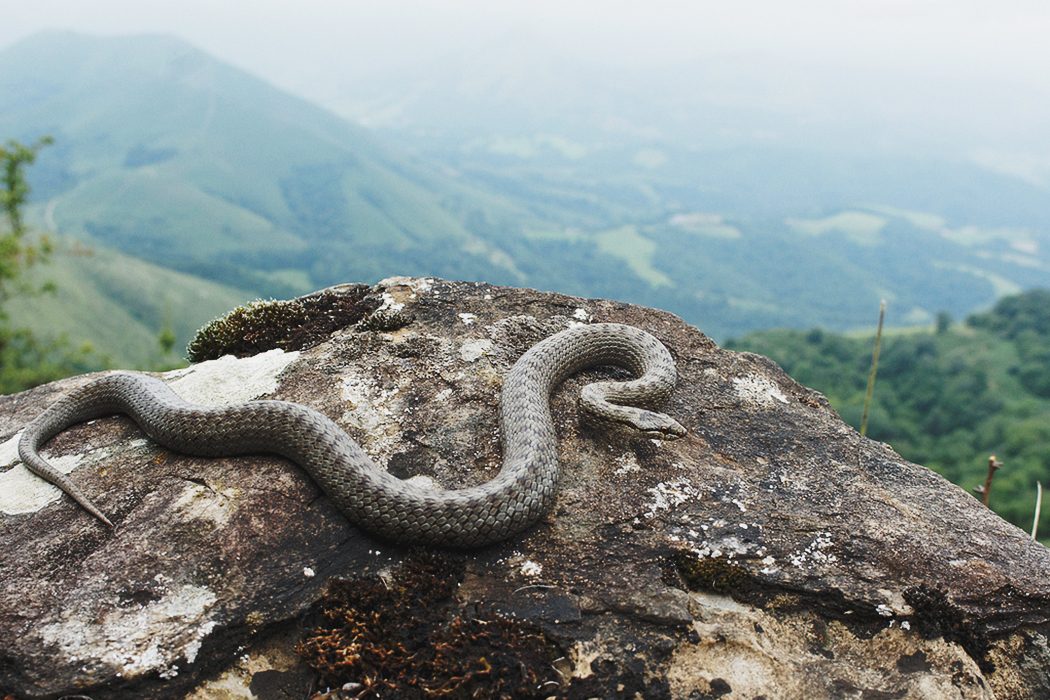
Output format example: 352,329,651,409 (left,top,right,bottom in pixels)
1,276,1049,699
